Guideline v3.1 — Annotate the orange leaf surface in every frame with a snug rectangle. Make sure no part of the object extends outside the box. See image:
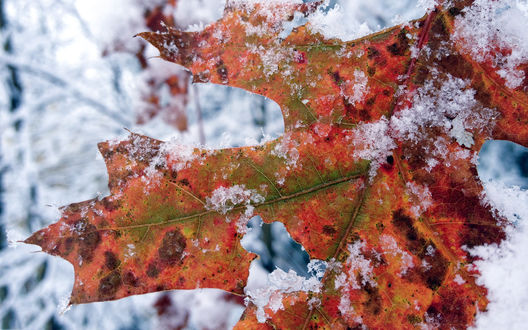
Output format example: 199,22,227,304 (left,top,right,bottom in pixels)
26,0,528,328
